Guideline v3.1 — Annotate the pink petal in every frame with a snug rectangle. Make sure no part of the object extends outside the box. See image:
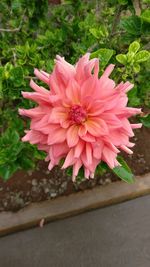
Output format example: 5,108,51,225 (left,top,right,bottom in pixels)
81,76,98,100
72,159,82,181
66,78,80,104
22,130,47,145
84,168,90,179
55,55,75,86
80,132,96,142
102,146,117,169
107,130,128,146
93,141,104,159
85,118,108,137
21,92,51,105
120,145,133,154
48,127,66,145
117,107,142,117
100,113,122,129
30,79,49,94
74,140,85,158
67,124,79,147
19,106,49,118
75,53,90,82
48,107,68,124
86,143,92,165
78,124,87,137
62,149,75,169
34,68,49,84
103,64,115,77
131,123,142,129
121,118,134,137
51,142,69,158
